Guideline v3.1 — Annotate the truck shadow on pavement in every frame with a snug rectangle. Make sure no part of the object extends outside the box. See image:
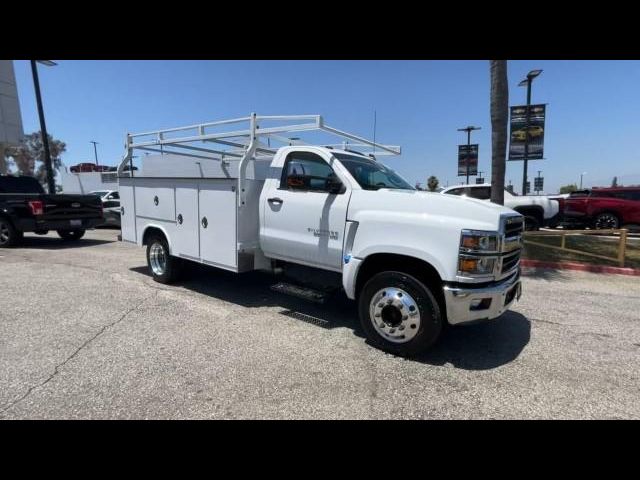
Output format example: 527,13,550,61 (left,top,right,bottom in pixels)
130,263,530,370
17,235,115,249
